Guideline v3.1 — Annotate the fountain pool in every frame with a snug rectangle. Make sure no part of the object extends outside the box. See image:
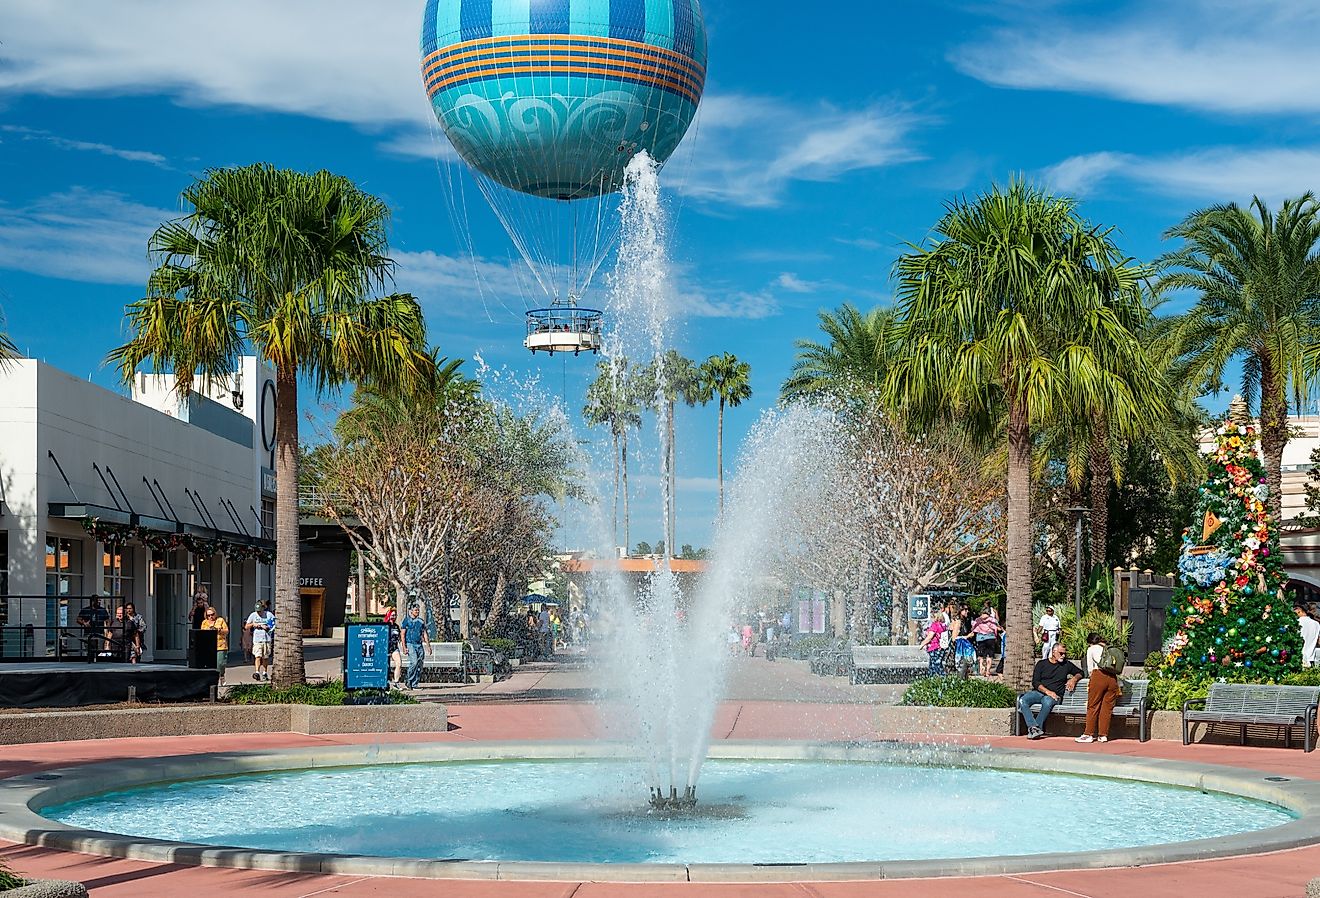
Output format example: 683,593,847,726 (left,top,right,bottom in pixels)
13,741,1316,881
